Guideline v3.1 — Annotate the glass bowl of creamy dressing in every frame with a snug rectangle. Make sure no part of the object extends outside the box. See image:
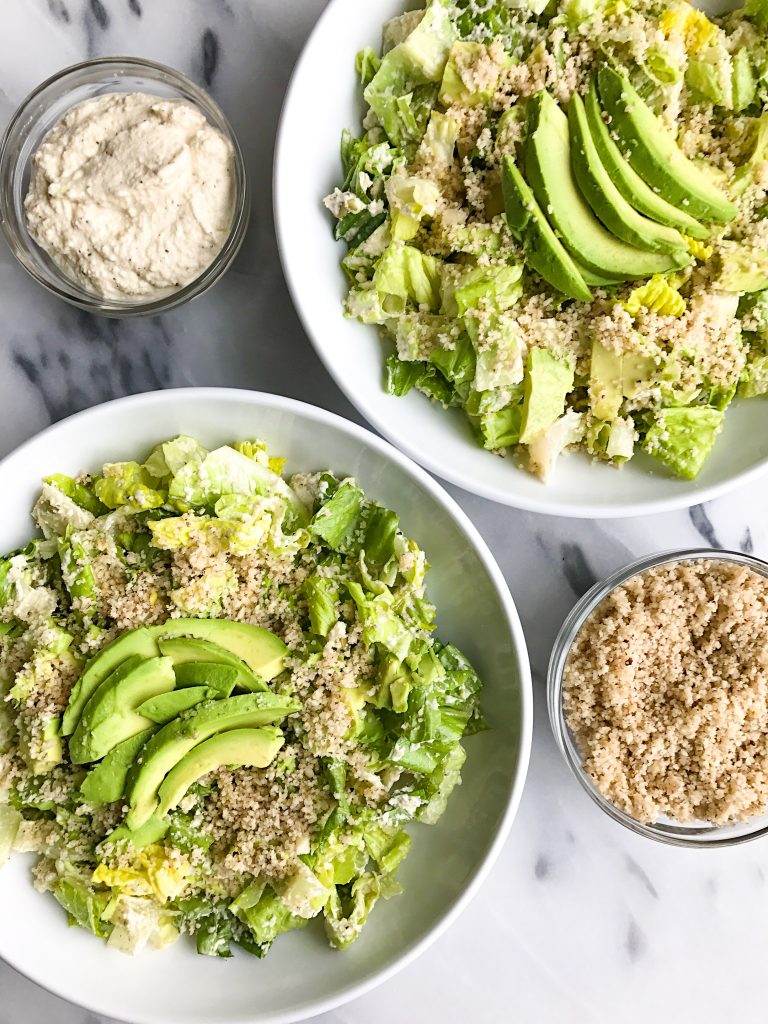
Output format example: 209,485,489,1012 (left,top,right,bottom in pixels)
0,57,249,317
